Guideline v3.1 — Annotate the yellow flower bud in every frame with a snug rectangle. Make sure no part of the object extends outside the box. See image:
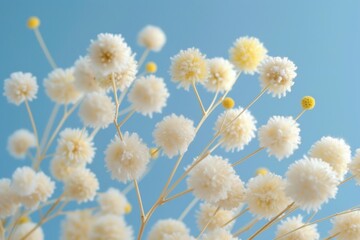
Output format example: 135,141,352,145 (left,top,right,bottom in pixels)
18,215,31,224
146,62,157,73
150,148,159,159
222,97,235,109
256,167,269,176
27,17,40,29
301,96,316,110
124,203,132,214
